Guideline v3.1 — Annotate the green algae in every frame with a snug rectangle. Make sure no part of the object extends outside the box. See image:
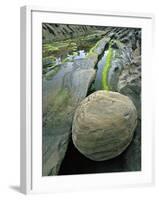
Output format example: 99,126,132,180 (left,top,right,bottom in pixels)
42,33,103,75
101,42,113,91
